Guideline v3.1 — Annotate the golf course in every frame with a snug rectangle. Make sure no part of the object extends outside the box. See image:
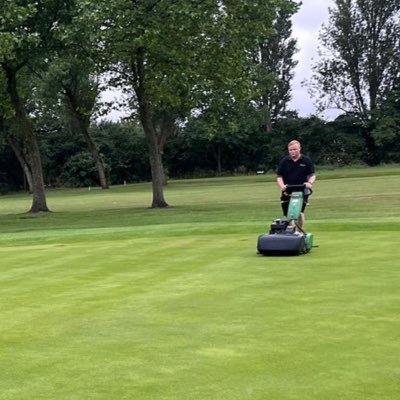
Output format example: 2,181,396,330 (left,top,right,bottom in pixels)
1,166,399,400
